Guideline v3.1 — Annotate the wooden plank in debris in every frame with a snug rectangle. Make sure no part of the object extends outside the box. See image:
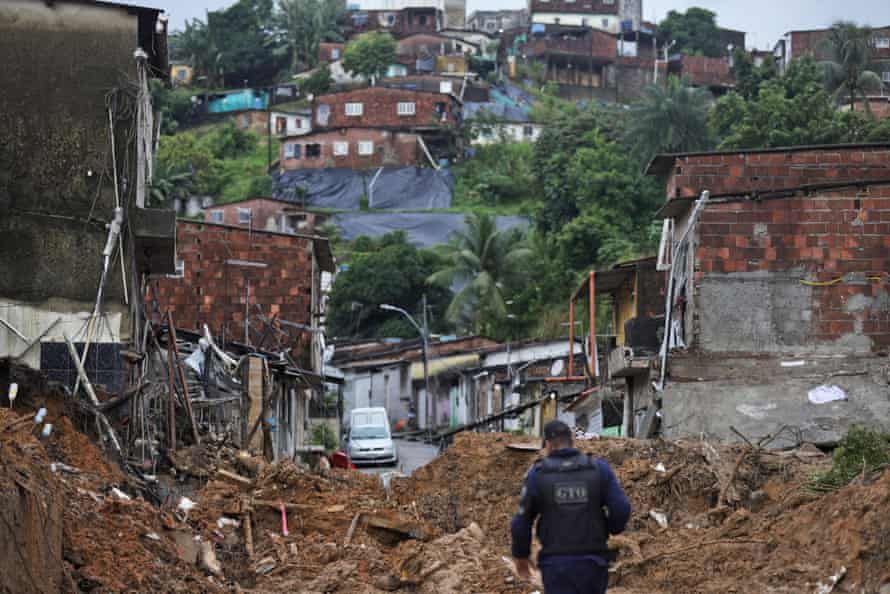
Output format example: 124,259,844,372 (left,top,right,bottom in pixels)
166,331,178,451
506,443,541,452
64,335,123,454
364,514,426,540
167,312,201,445
217,469,254,487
